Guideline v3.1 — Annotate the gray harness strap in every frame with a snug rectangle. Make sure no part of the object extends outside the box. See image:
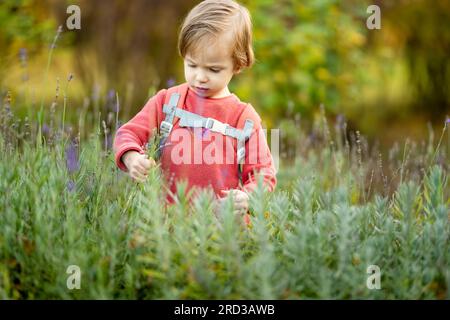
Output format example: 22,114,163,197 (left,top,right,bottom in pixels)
236,119,254,183
164,105,245,140
157,93,180,159
160,93,180,138
157,92,254,183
